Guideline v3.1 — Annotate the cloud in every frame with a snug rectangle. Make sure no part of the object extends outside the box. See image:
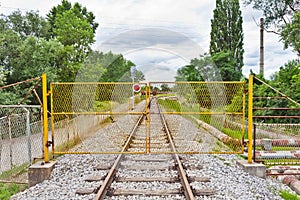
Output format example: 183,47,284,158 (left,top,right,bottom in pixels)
1,0,297,81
